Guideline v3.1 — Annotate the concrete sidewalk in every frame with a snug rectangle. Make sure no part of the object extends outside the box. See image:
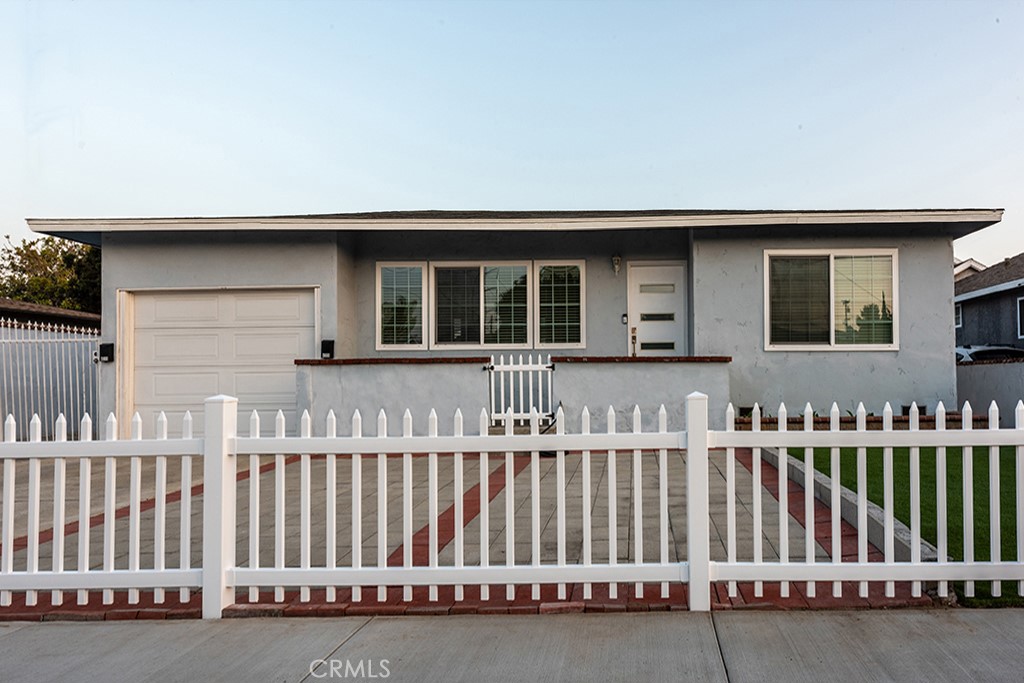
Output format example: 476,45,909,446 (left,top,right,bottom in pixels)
0,609,1021,682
